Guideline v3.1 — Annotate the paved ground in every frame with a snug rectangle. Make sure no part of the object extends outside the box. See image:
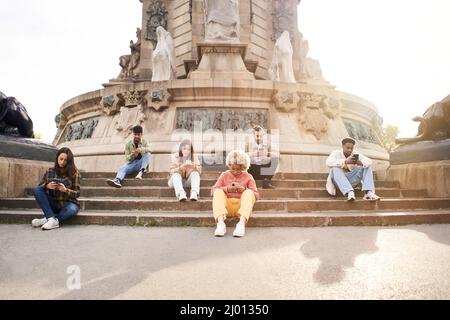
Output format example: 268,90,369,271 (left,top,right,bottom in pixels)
1,223,450,299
